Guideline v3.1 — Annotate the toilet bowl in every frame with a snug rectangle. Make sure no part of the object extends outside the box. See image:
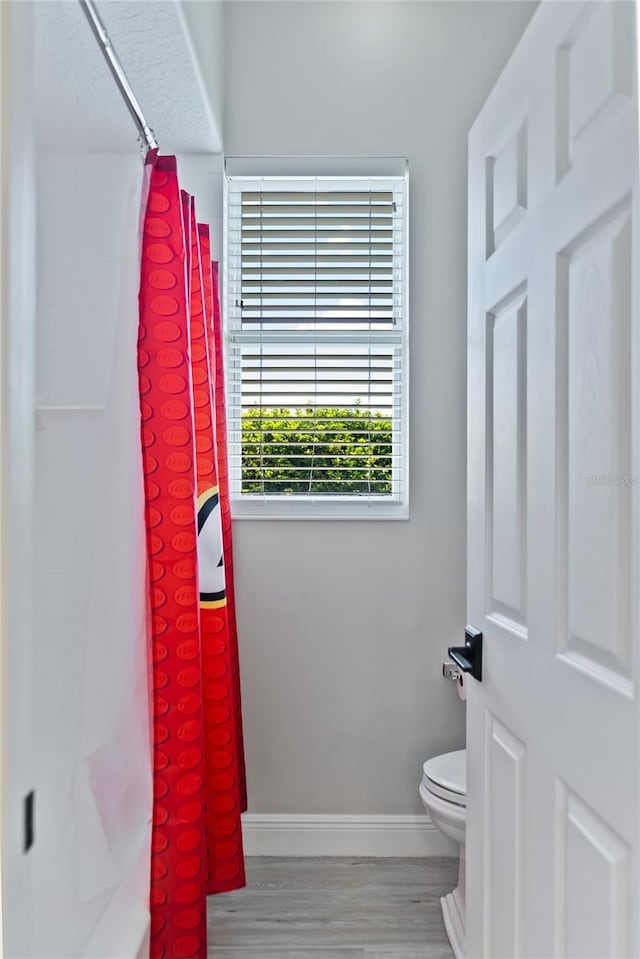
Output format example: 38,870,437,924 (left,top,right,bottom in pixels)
419,749,466,959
